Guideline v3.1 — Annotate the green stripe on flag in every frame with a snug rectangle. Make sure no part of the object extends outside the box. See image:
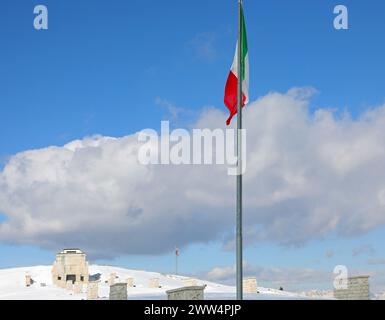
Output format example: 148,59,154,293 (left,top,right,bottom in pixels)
240,5,248,81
